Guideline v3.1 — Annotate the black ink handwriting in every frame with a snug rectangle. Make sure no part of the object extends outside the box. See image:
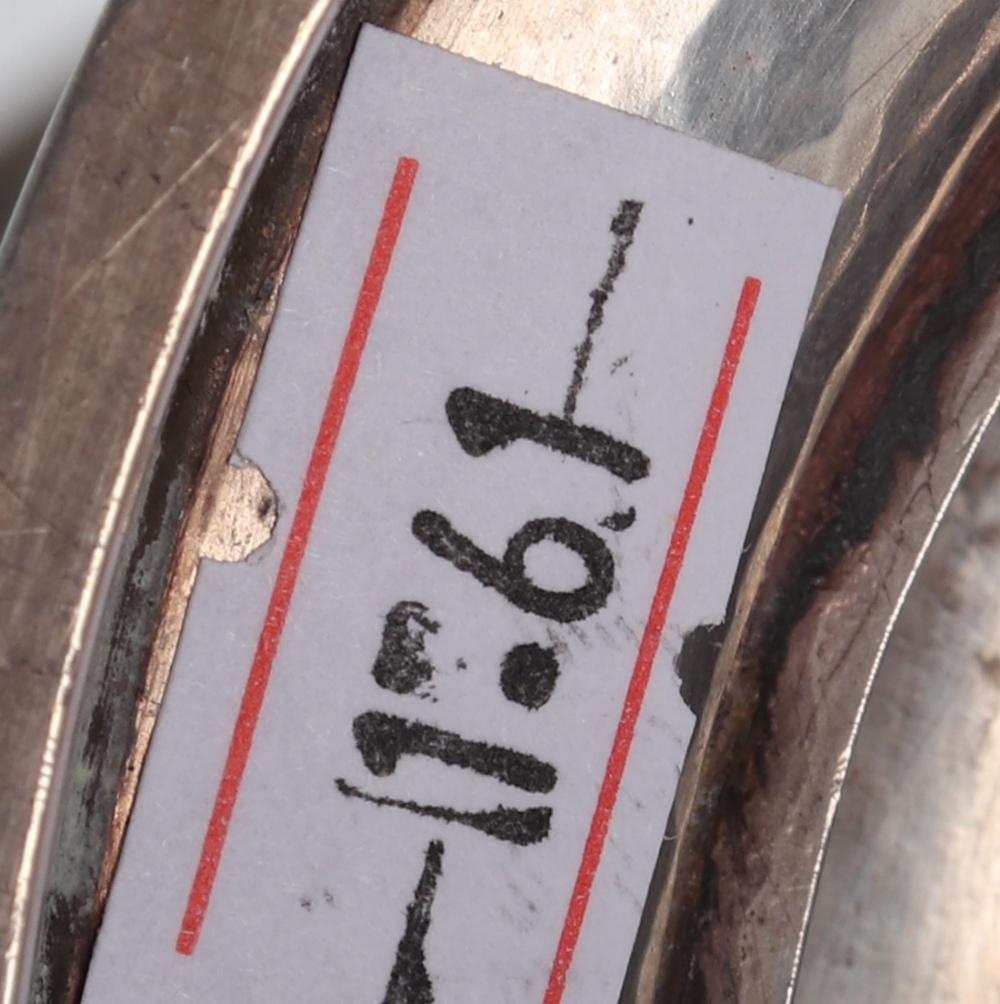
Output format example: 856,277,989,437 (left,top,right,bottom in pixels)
373,601,440,695
500,643,559,710
353,712,556,793
335,779,551,845
565,199,644,419
381,840,444,1004
446,387,649,484
412,512,614,622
